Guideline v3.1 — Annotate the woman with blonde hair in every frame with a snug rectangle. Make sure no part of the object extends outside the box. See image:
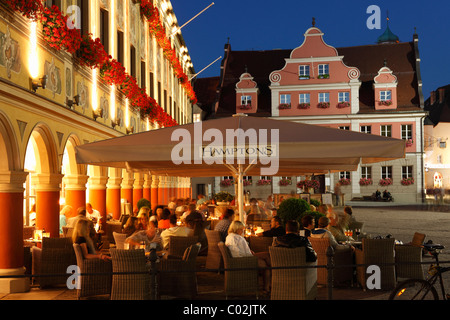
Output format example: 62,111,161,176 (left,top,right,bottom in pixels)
72,219,110,261
225,220,271,292
59,205,73,235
